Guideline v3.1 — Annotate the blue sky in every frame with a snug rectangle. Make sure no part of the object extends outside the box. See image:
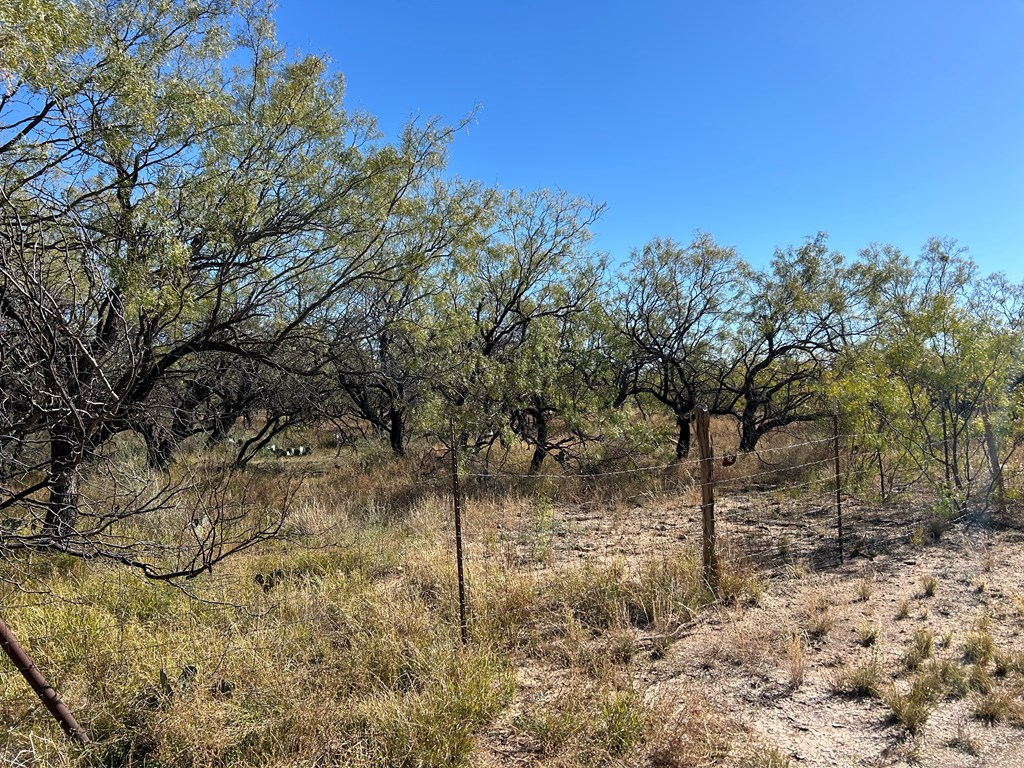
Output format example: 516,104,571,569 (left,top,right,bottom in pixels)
275,1,1024,279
